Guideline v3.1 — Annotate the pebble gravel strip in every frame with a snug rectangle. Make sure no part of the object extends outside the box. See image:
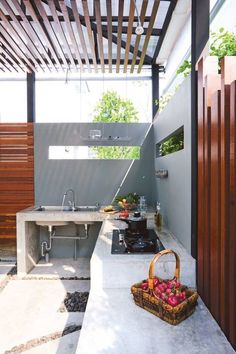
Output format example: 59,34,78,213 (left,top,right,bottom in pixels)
0,265,17,292
4,324,81,354
59,291,89,312
22,276,90,280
